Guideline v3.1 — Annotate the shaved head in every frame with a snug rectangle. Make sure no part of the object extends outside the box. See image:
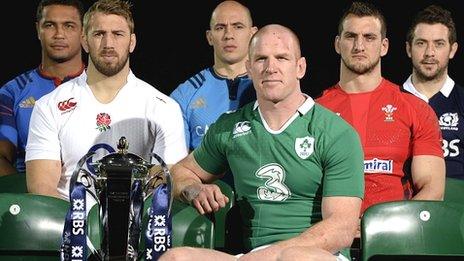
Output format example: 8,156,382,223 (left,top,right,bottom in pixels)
210,0,253,29
249,24,301,58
